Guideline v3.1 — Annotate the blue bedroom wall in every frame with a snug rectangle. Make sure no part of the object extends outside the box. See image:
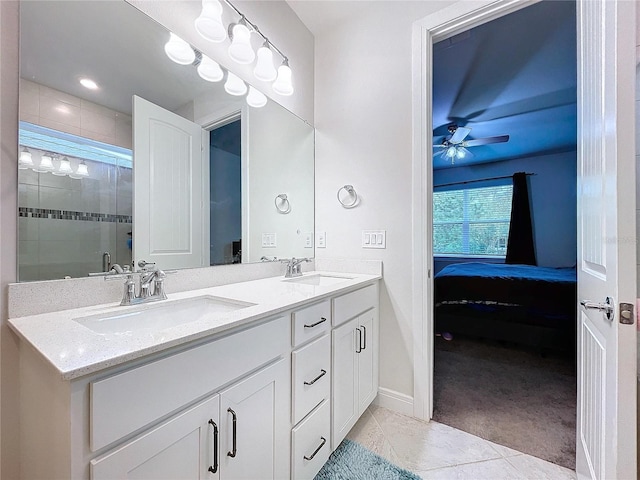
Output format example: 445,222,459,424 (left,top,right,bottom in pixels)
433,150,577,274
